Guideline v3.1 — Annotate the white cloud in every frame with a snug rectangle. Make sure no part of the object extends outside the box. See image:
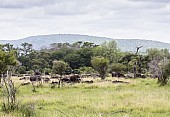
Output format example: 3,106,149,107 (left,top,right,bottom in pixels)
0,0,56,8
0,0,170,44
